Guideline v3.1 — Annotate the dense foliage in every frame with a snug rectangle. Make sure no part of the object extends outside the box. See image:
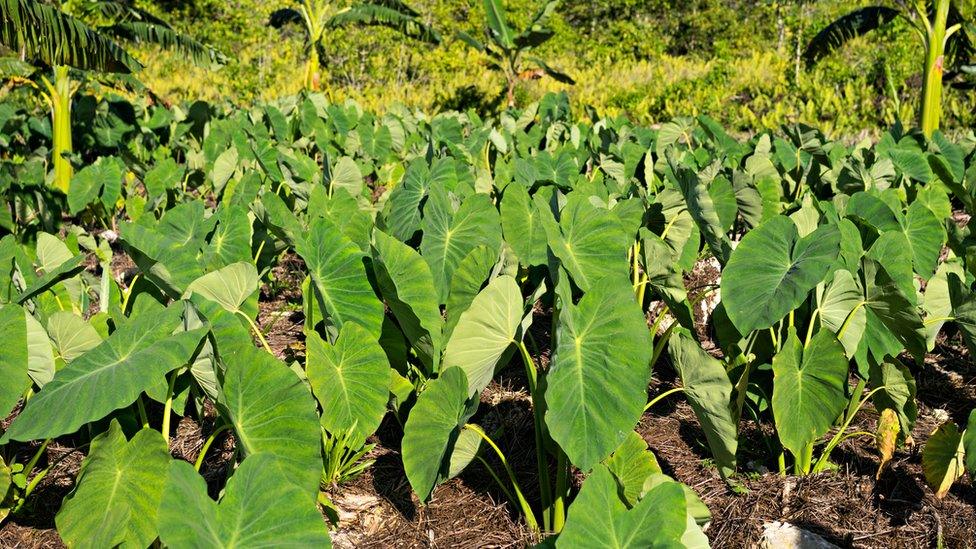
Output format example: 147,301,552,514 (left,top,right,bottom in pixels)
0,89,975,545
3,0,974,135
